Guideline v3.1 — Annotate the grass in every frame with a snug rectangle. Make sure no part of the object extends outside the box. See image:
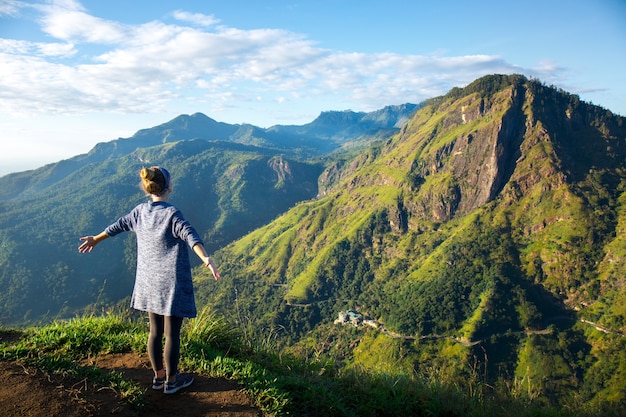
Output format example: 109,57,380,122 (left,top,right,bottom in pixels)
0,313,148,409
1,307,623,416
